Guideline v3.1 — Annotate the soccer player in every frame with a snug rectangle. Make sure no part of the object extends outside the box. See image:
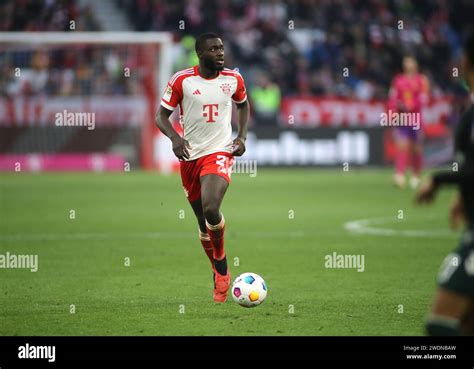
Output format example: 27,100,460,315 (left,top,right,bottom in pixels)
415,33,474,335
388,55,429,189
156,33,249,303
